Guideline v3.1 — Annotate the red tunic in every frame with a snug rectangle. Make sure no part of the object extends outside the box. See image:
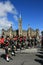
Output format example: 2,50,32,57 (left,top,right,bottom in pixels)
1,38,4,44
